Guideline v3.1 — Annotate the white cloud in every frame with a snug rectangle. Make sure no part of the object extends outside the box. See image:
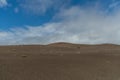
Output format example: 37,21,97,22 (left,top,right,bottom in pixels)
1,6,120,45
14,7,19,13
20,0,68,14
0,0,7,7
109,0,120,9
